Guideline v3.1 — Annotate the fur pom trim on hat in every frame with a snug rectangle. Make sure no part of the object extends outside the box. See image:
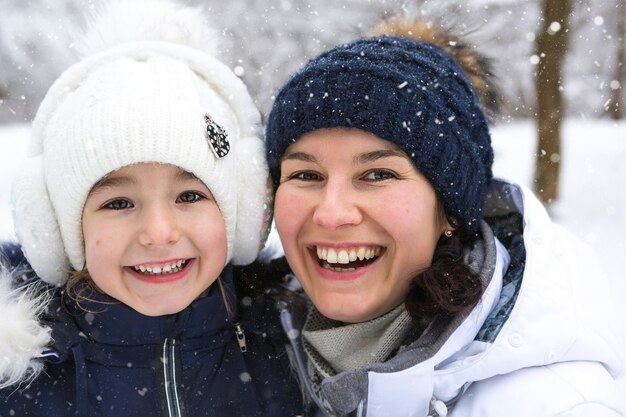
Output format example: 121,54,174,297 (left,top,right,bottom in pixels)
370,18,500,121
13,0,268,285
77,0,219,59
